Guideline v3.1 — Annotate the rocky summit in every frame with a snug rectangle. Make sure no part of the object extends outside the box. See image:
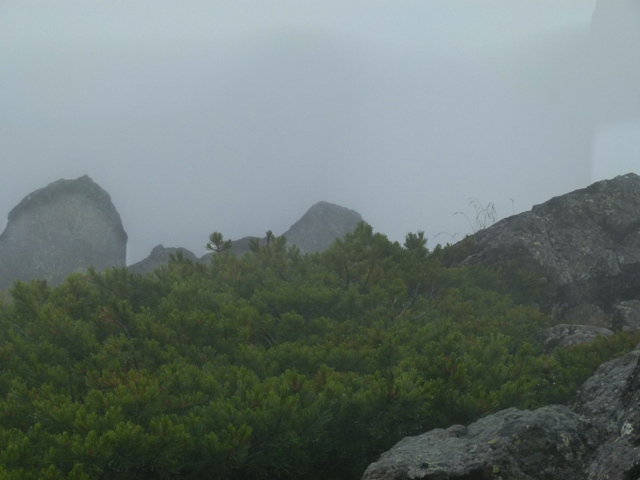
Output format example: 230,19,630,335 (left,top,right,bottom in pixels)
132,202,363,271
0,175,127,289
282,201,363,253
